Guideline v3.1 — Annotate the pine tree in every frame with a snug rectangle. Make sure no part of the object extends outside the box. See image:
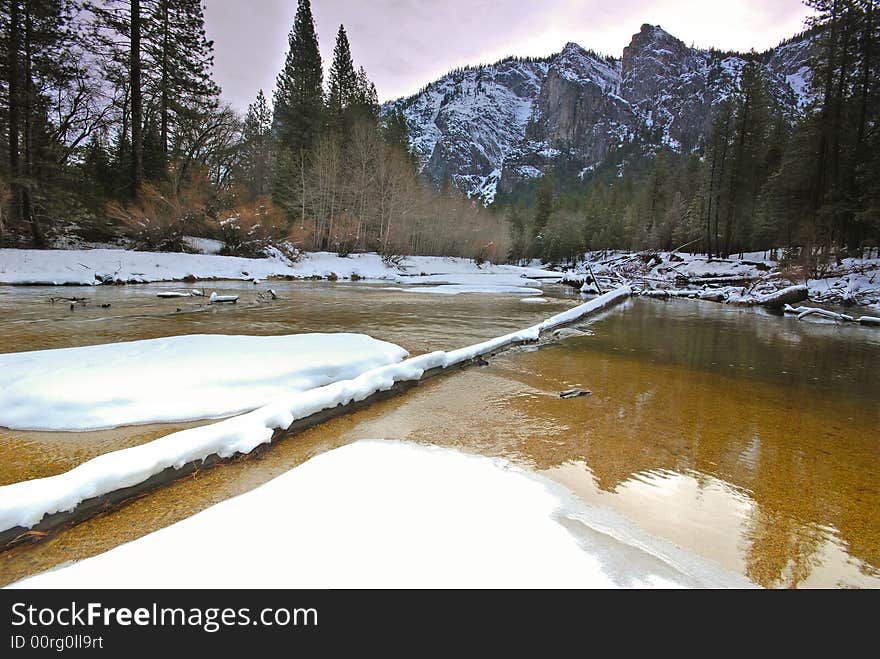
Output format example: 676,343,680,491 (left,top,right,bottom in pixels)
89,0,220,191
721,57,772,255
240,89,273,197
145,0,220,162
272,0,324,214
130,0,143,195
326,24,357,133
0,0,79,243
533,174,554,242
355,67,378,110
